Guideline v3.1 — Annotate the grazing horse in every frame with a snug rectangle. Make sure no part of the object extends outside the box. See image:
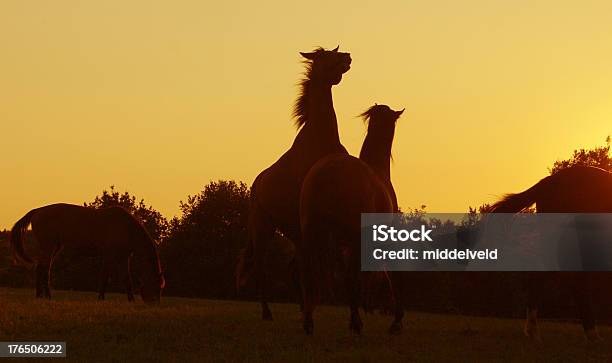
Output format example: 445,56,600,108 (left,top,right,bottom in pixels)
10,203,165,303
235,46,351,320
299,104,404,335
489,165,611,341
